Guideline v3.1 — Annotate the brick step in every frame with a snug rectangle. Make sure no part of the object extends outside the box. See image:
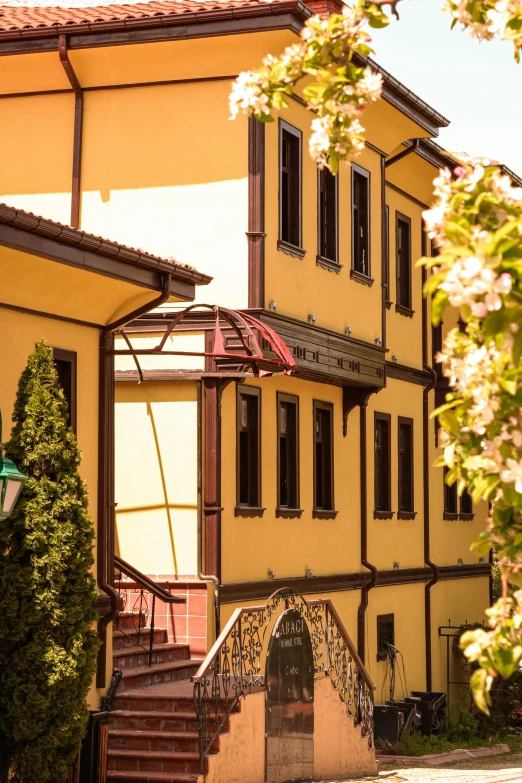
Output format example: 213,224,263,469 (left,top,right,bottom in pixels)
108,729,203,753
113,627,168,651
107,771,200,783
109,711,201,733
117,661,202,692
114,643,191,670
116,611,147,633
107,749,206,775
